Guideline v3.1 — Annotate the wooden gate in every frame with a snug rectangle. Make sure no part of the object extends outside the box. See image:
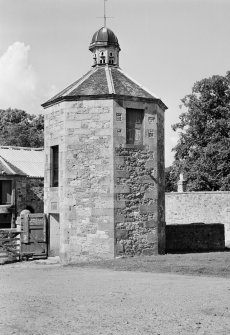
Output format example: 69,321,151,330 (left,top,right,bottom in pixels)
0,229,20,264
20,214,48,260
